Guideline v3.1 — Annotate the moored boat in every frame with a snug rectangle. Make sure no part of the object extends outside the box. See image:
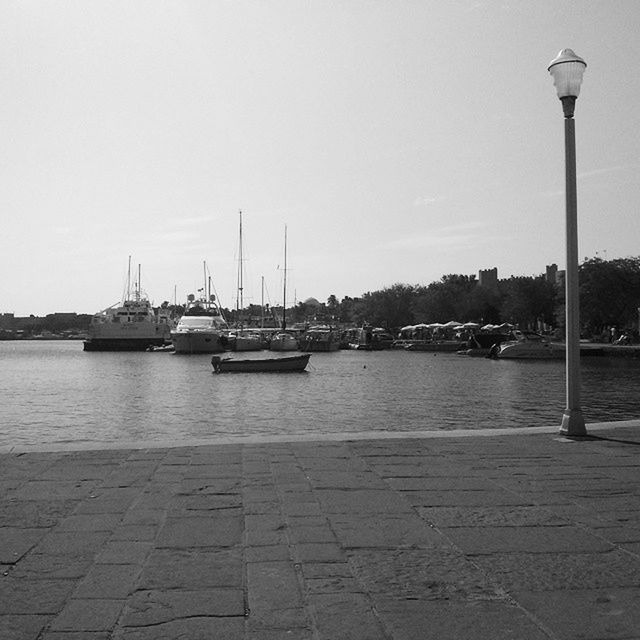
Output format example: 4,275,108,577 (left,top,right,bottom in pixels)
345,326,394,350
458,331,516,357
211,353,310,373
269,331,299,351
269,224,300,352
229,212,264,353
83,260,172,352
298,326,341,352
494,330,565,359
230,331,265,351
171,293,228,354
